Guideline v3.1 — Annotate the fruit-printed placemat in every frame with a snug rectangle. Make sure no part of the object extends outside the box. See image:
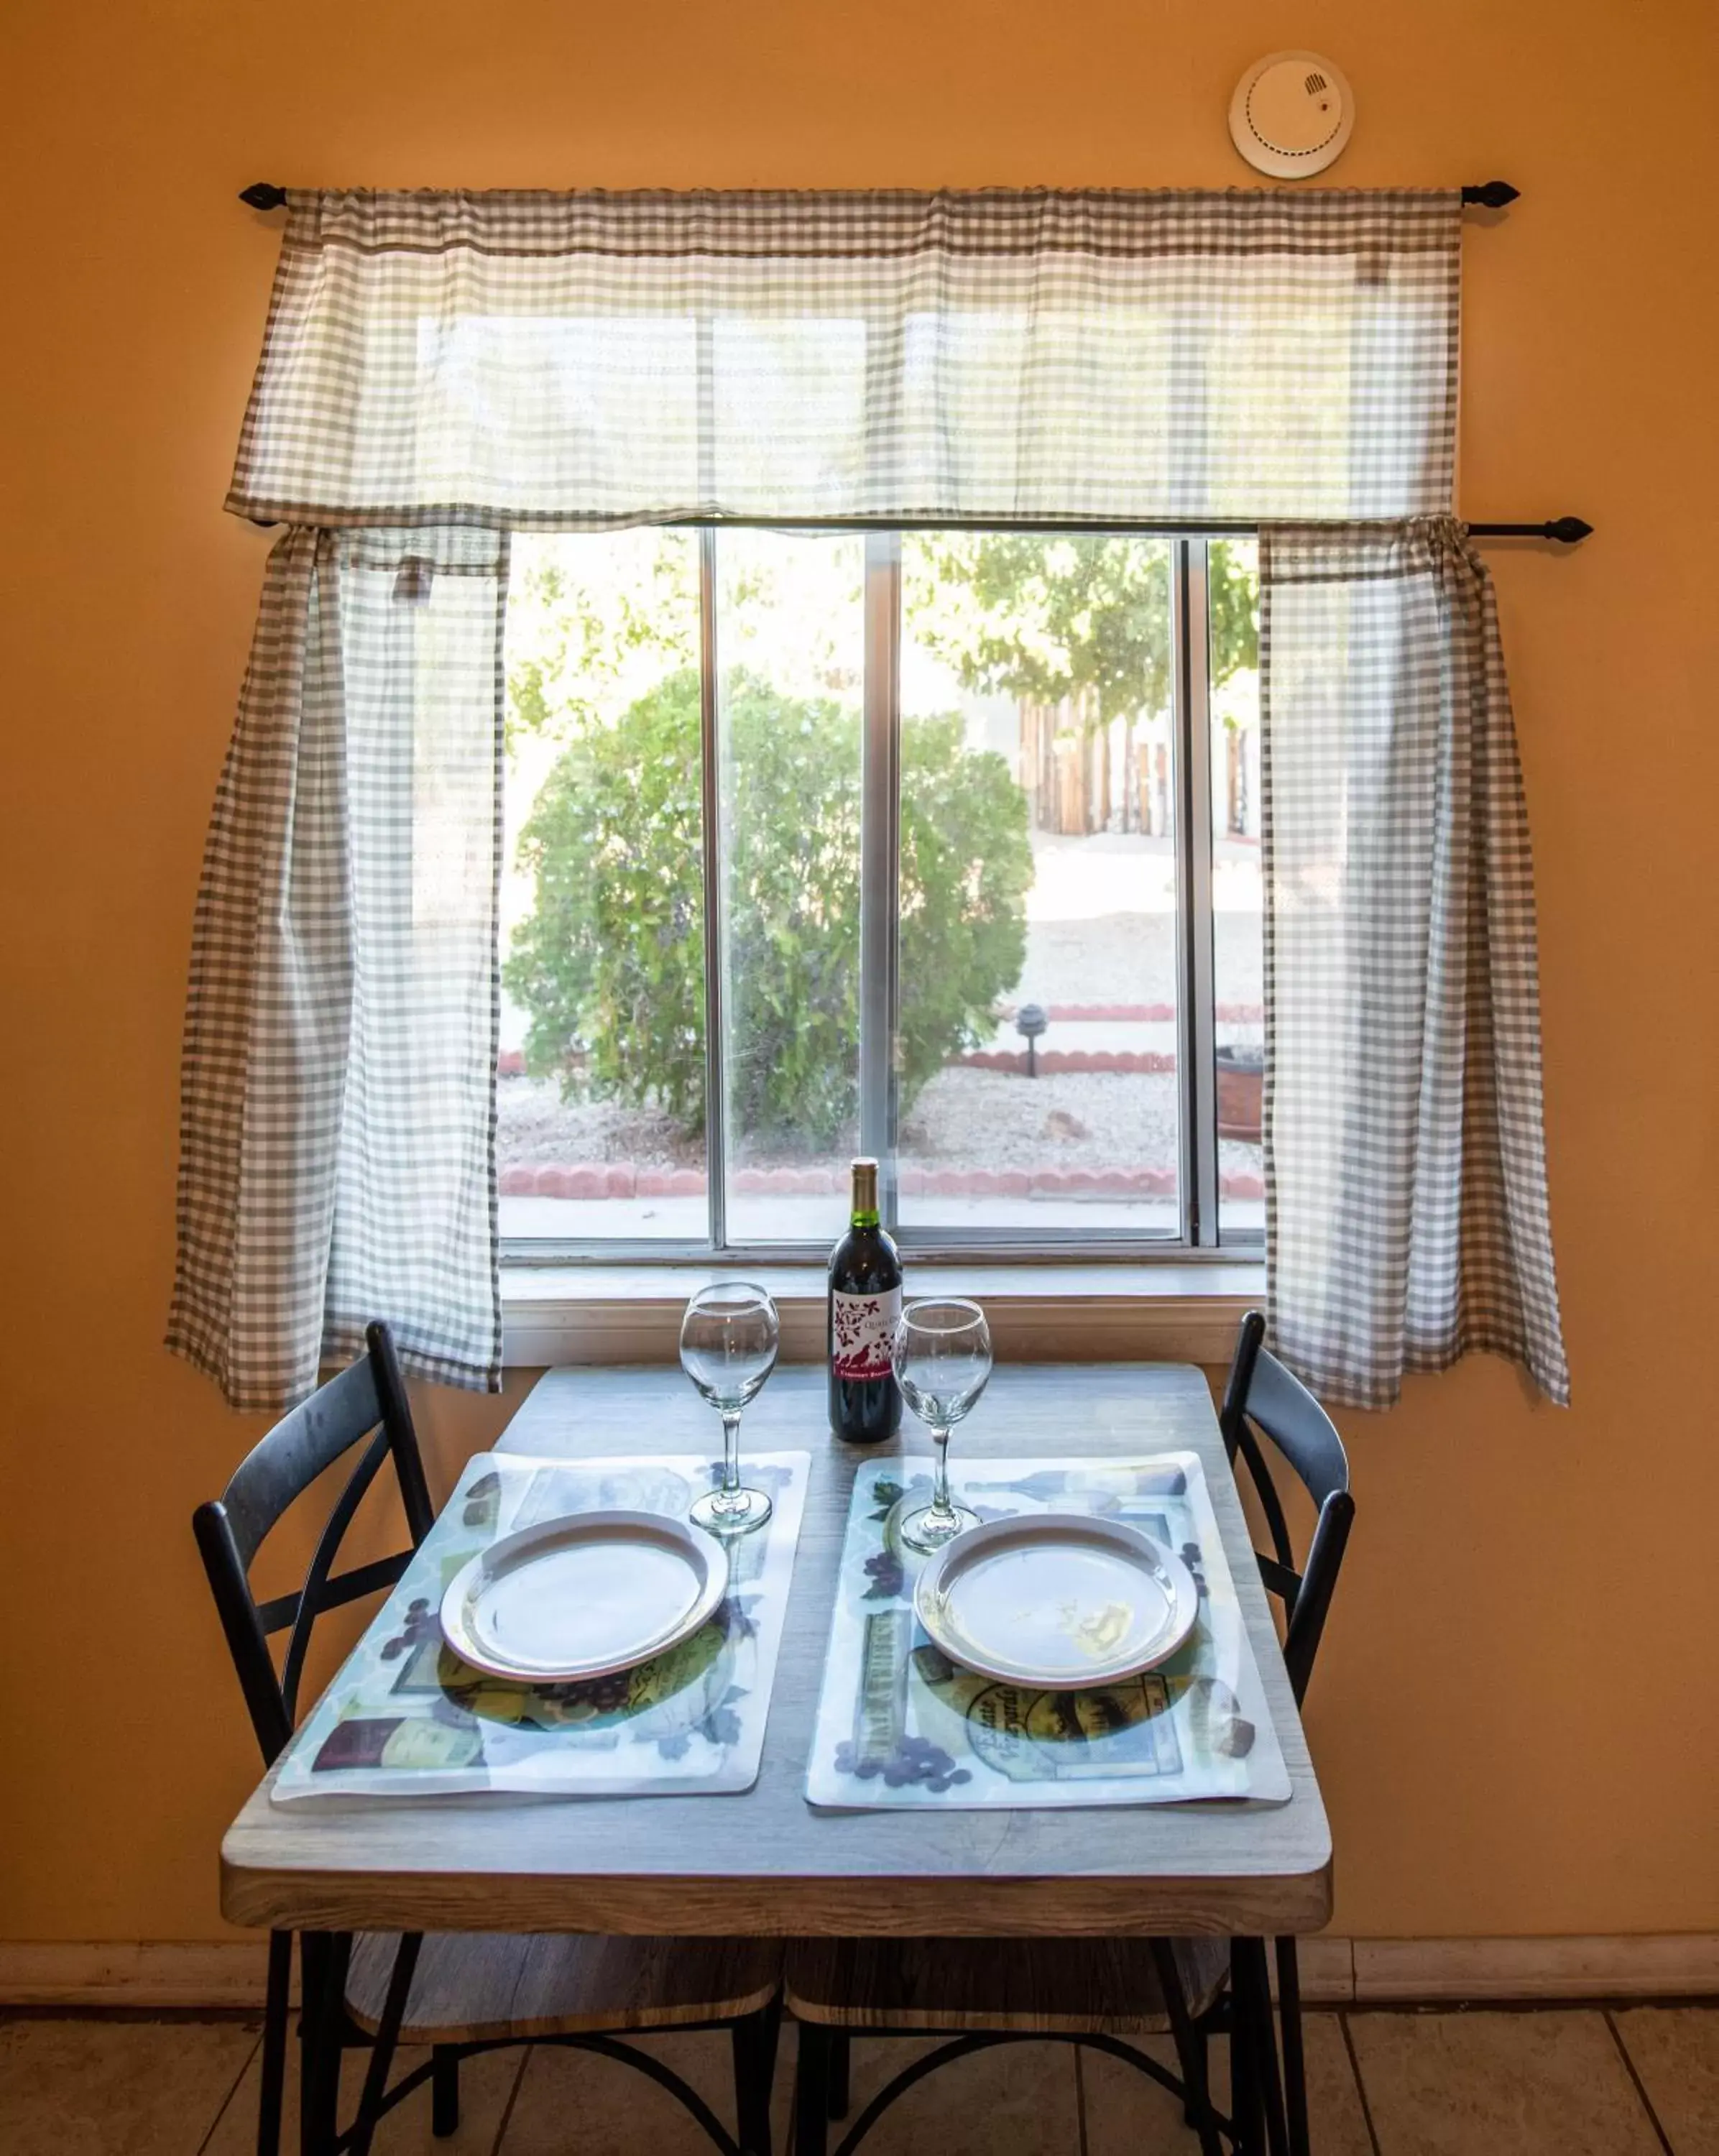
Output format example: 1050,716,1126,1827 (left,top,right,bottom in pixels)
271,1450,808,1804
805,1453,1290,1810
